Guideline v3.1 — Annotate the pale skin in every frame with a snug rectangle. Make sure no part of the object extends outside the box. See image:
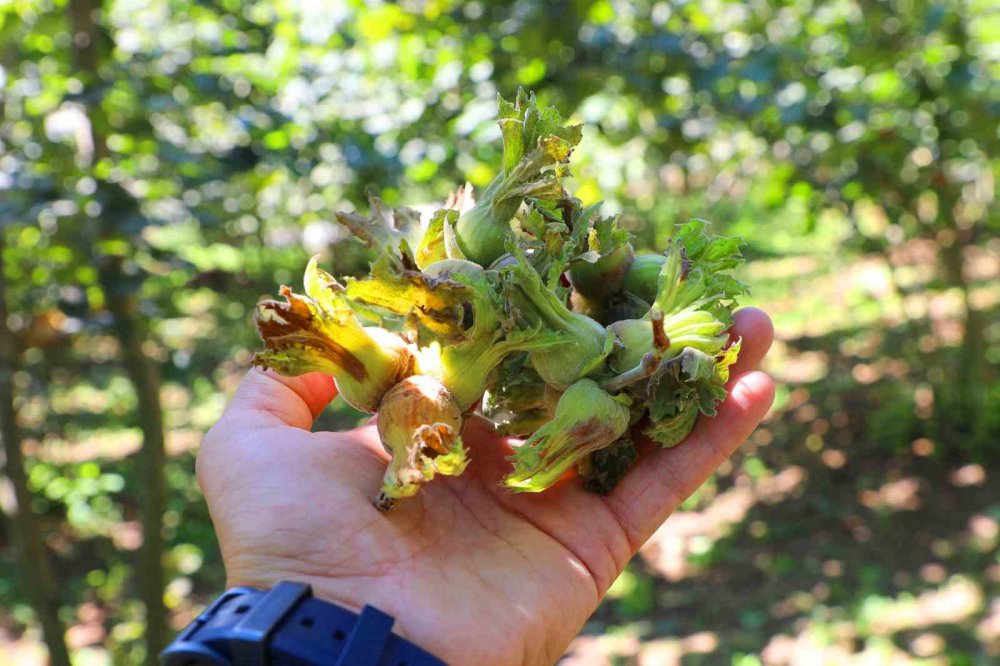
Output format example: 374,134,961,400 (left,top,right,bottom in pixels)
198,308,775,665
